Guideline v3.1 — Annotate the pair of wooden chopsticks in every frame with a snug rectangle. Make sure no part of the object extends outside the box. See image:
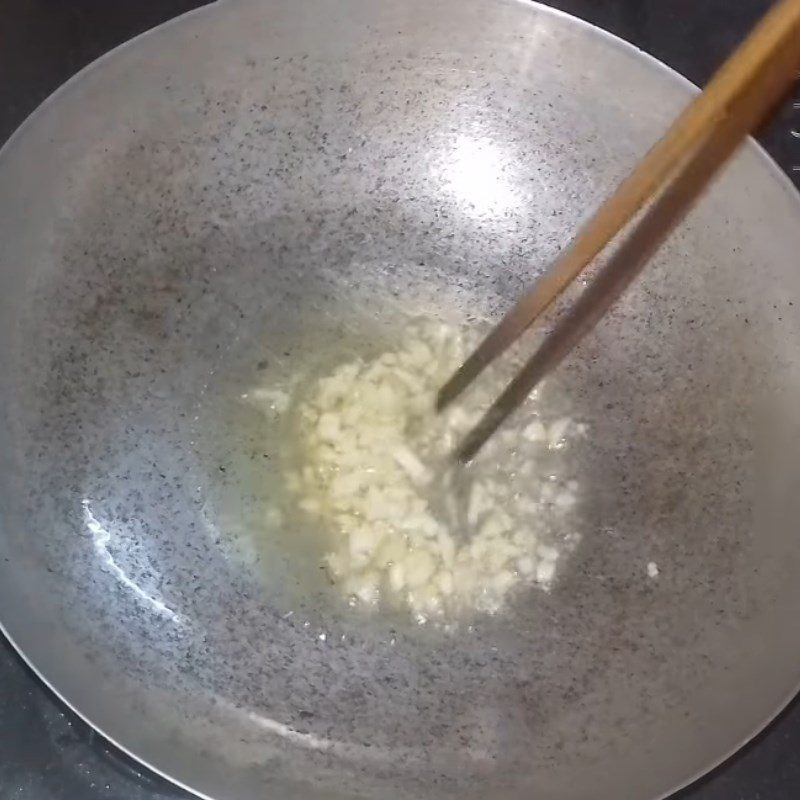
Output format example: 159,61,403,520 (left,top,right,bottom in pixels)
439,0,800,462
